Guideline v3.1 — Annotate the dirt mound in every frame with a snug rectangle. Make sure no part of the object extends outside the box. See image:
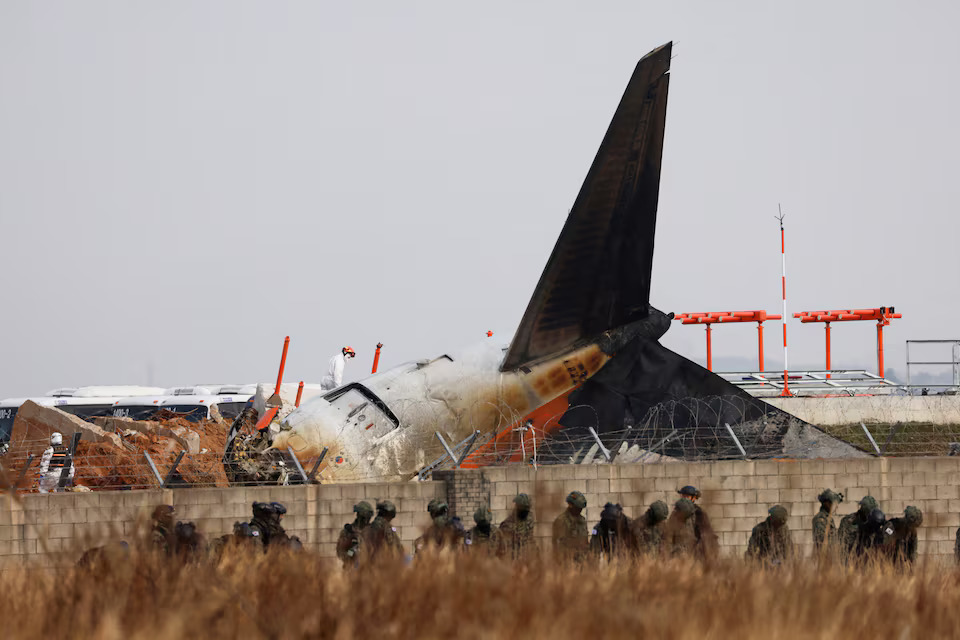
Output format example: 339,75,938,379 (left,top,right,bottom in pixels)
2,407,229,491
